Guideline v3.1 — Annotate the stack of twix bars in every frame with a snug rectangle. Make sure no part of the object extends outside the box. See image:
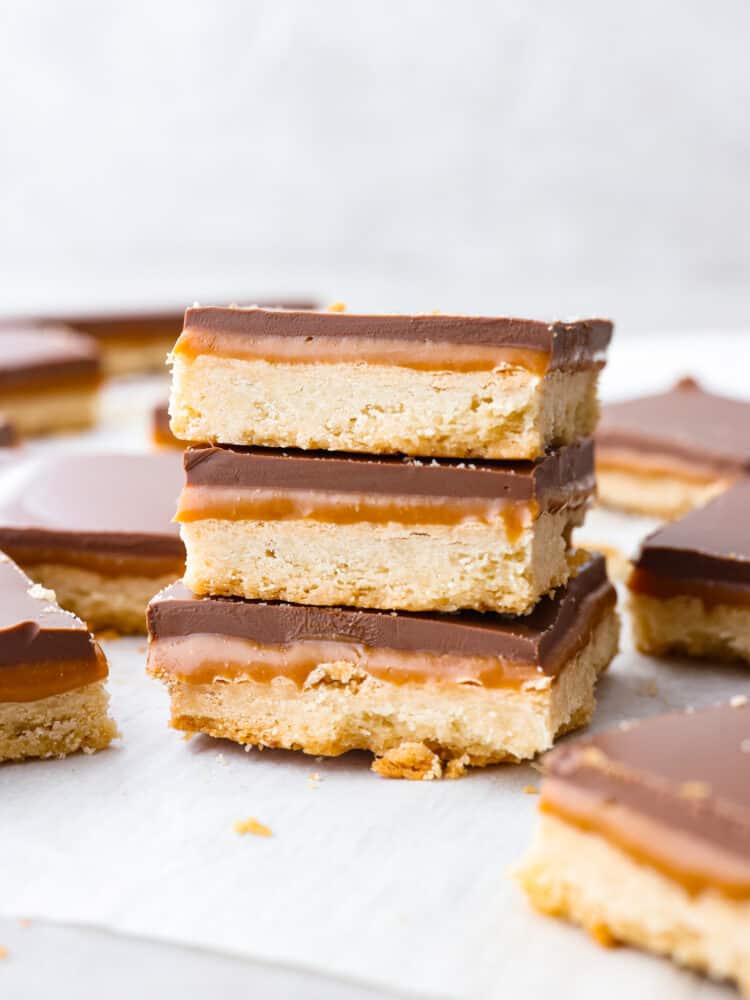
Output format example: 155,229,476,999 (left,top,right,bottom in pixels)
147,306,618,779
